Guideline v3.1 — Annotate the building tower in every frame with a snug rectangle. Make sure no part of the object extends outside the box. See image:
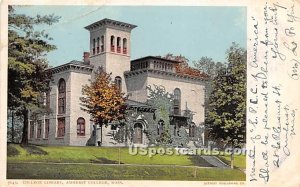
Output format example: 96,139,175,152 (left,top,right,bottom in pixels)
85,18,137,92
